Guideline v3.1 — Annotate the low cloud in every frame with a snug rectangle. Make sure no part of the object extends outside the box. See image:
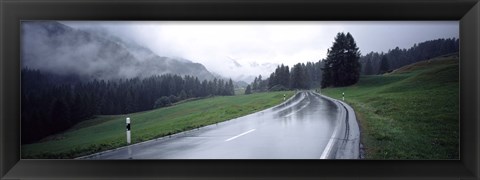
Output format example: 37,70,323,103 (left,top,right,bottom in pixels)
58,21,460,81
22,21,215,81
